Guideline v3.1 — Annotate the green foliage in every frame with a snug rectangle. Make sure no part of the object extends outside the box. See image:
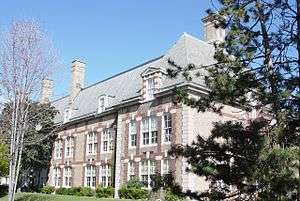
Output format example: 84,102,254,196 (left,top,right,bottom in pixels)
167,0,300,199
165,189,182,201
0,185,8,197
40,186,55,194
78,187,94,197
118,181,148,199
95,186,114,198
0,141,9,177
